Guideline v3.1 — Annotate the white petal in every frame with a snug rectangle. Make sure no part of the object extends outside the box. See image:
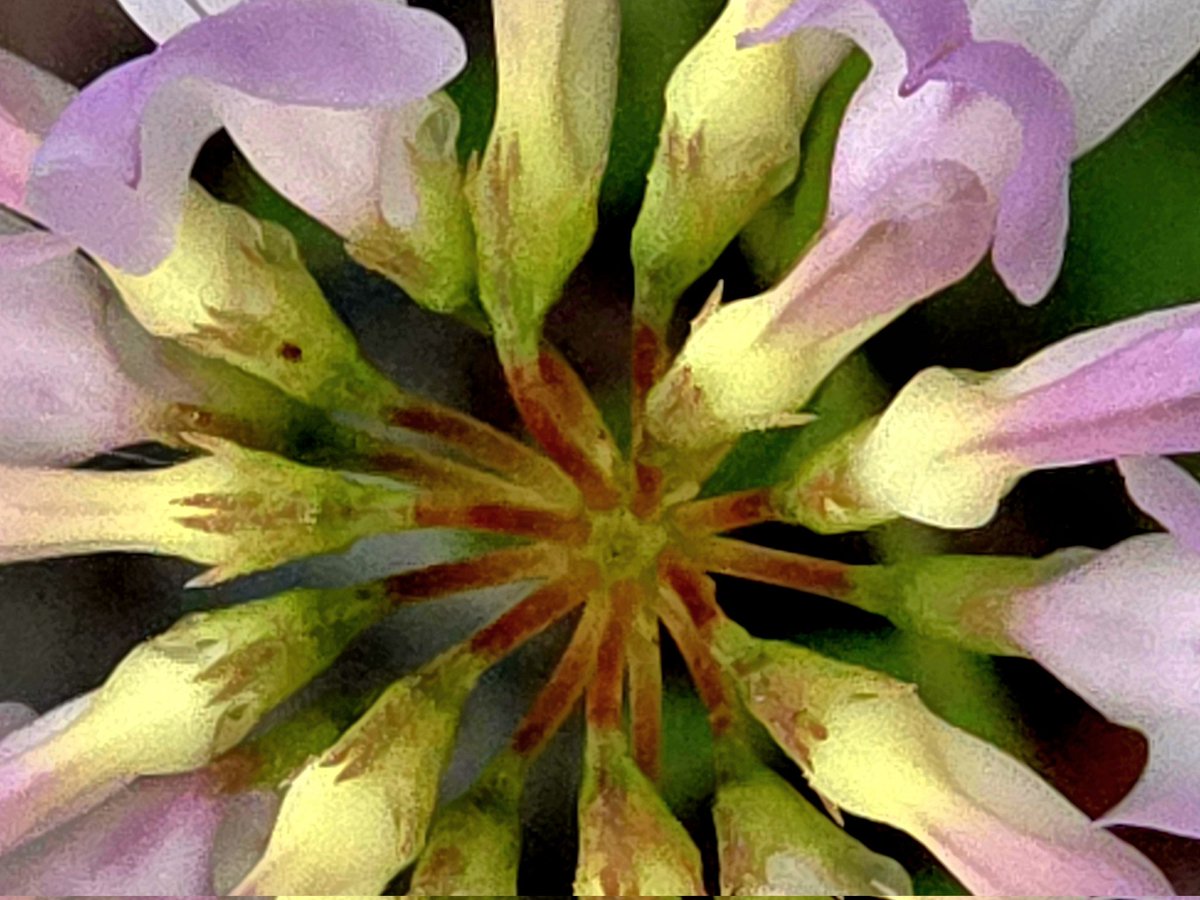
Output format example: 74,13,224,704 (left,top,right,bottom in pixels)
971,0,1200,154
115,0,244,43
